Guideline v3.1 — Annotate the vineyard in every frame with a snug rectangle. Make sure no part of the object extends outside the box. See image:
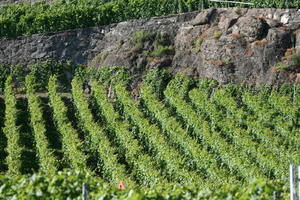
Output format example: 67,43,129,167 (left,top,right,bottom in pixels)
0,67,298,198
1,0,300,198
1,0,300,39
